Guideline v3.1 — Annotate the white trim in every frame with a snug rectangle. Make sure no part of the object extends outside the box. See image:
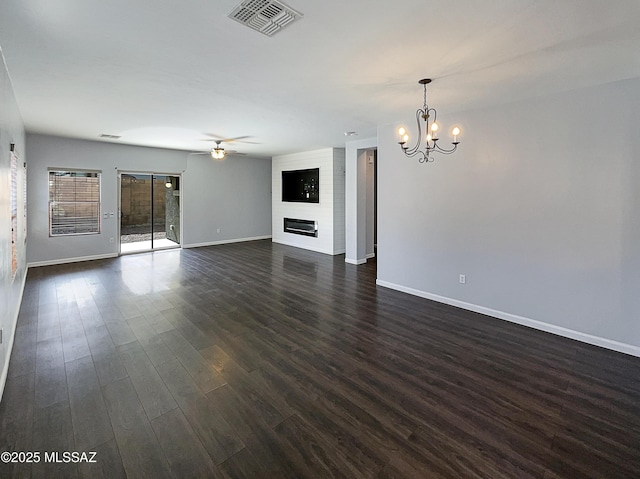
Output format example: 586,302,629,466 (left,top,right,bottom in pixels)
366,253,376,259
345,258,367,265
376,279,640,358
48,167,102,173
119,244,181,255
183,235,272,249
0,271,27,403
272,238,343,256
28,253,118,268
